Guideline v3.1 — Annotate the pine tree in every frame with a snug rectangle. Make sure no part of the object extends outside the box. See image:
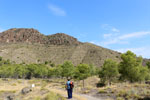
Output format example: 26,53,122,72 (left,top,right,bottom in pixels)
99,59,119,85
